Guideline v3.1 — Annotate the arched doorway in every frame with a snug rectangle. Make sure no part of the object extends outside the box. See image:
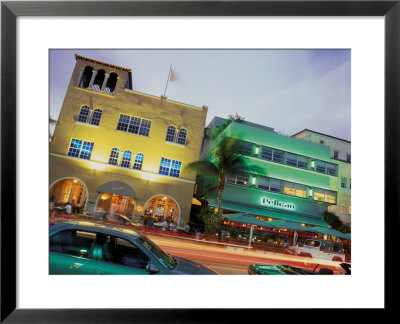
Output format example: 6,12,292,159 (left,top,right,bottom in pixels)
144,195,180,222
96,181,136,219
49,178,87,213
97,193,135,218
